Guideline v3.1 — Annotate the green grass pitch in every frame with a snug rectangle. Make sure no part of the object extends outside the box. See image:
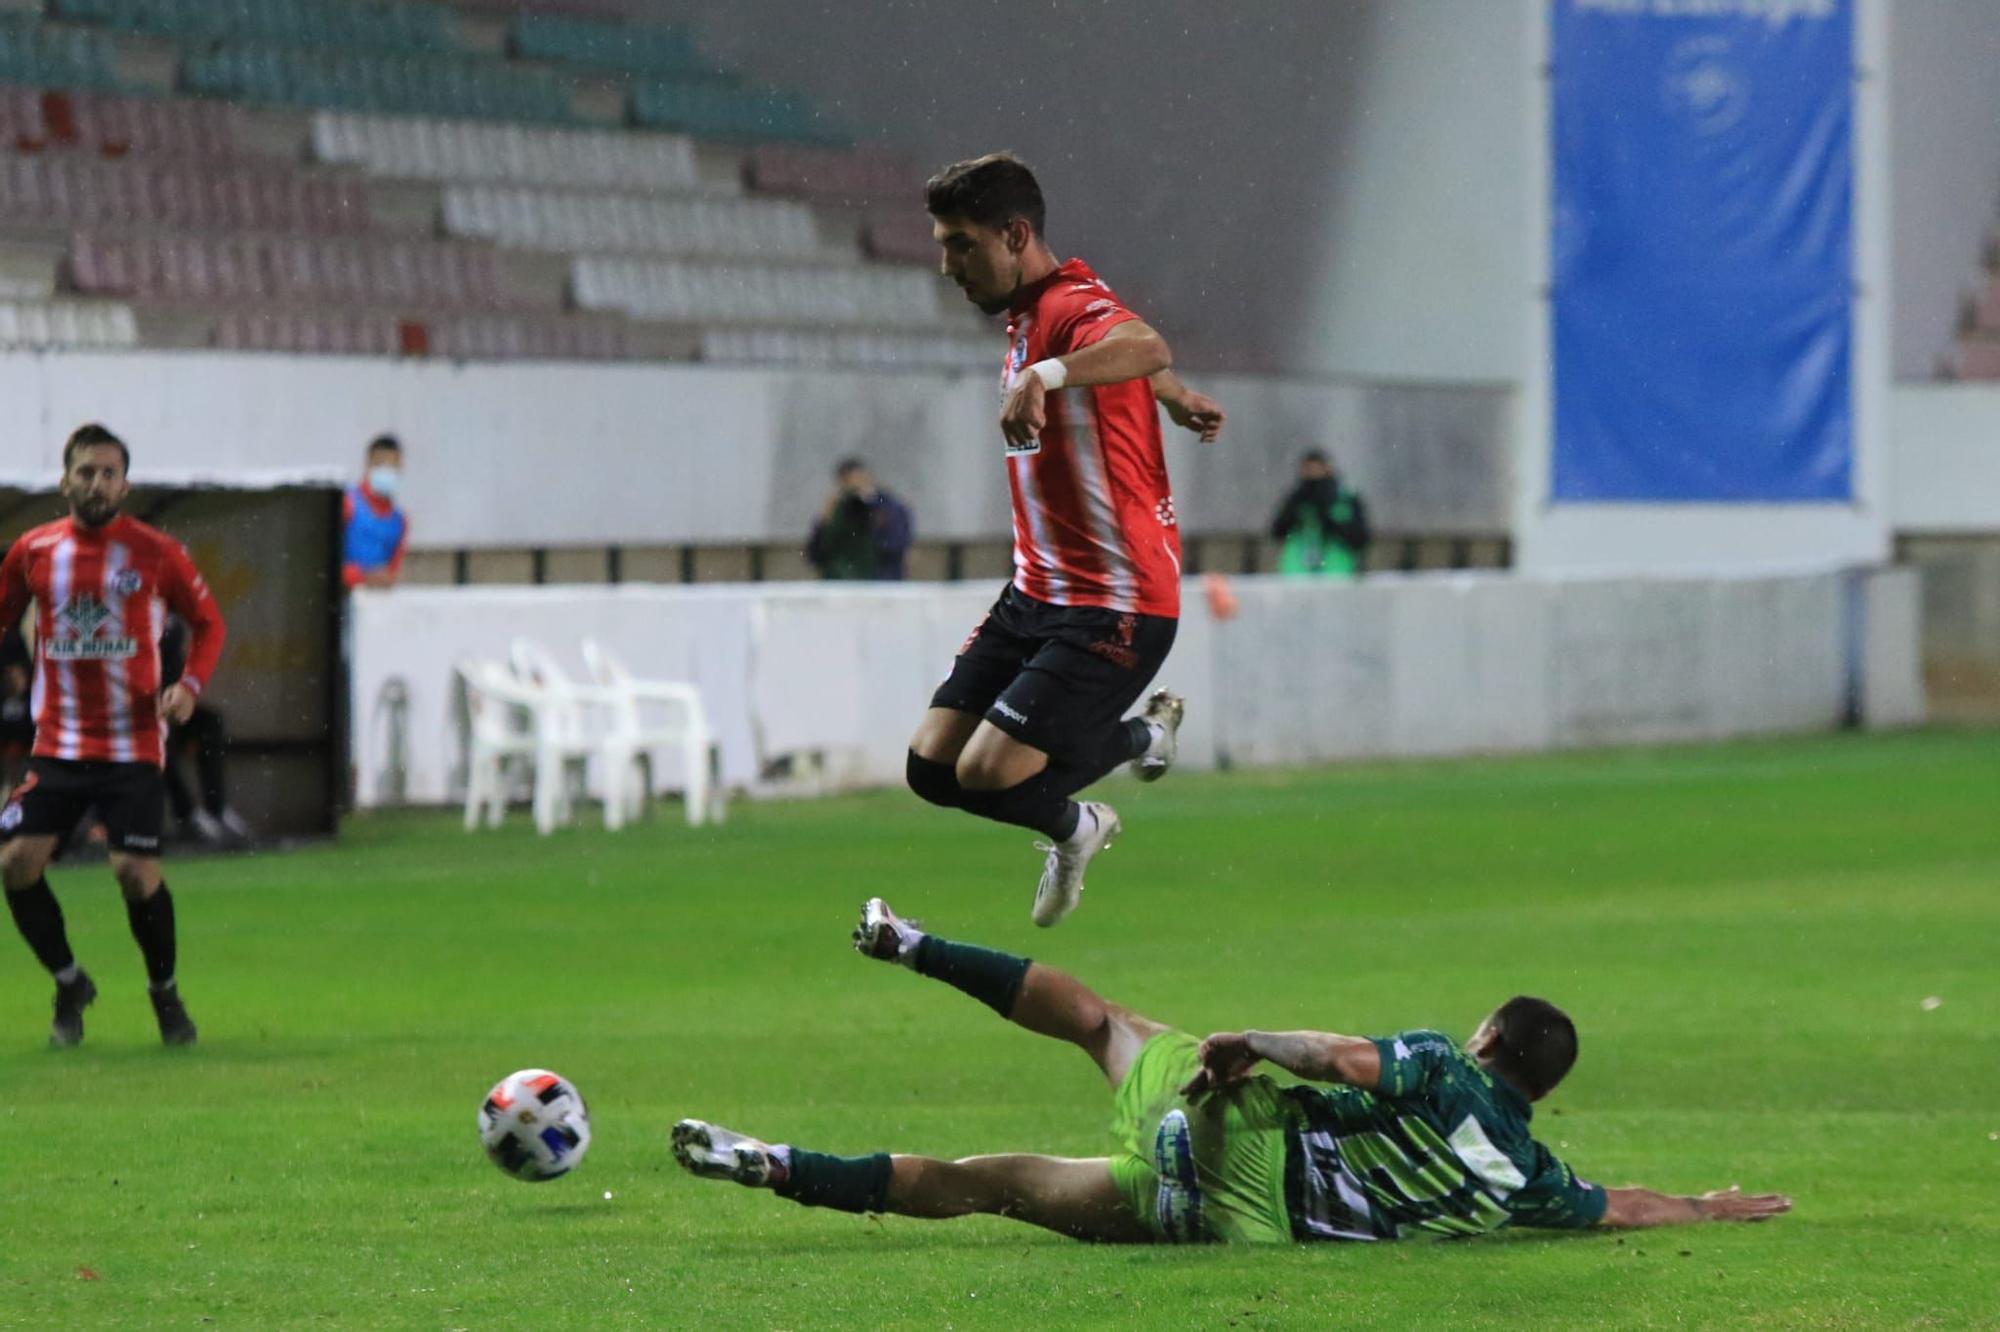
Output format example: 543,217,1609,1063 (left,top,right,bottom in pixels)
4,729,1997,1329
